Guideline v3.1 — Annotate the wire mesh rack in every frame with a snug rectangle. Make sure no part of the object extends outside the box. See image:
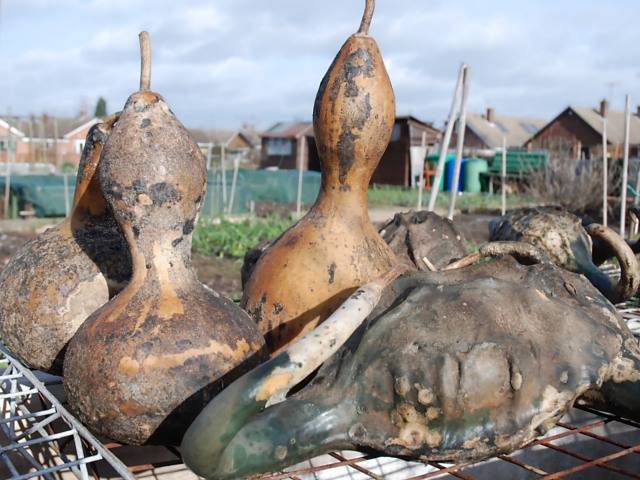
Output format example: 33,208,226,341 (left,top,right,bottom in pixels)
1,267,639,479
